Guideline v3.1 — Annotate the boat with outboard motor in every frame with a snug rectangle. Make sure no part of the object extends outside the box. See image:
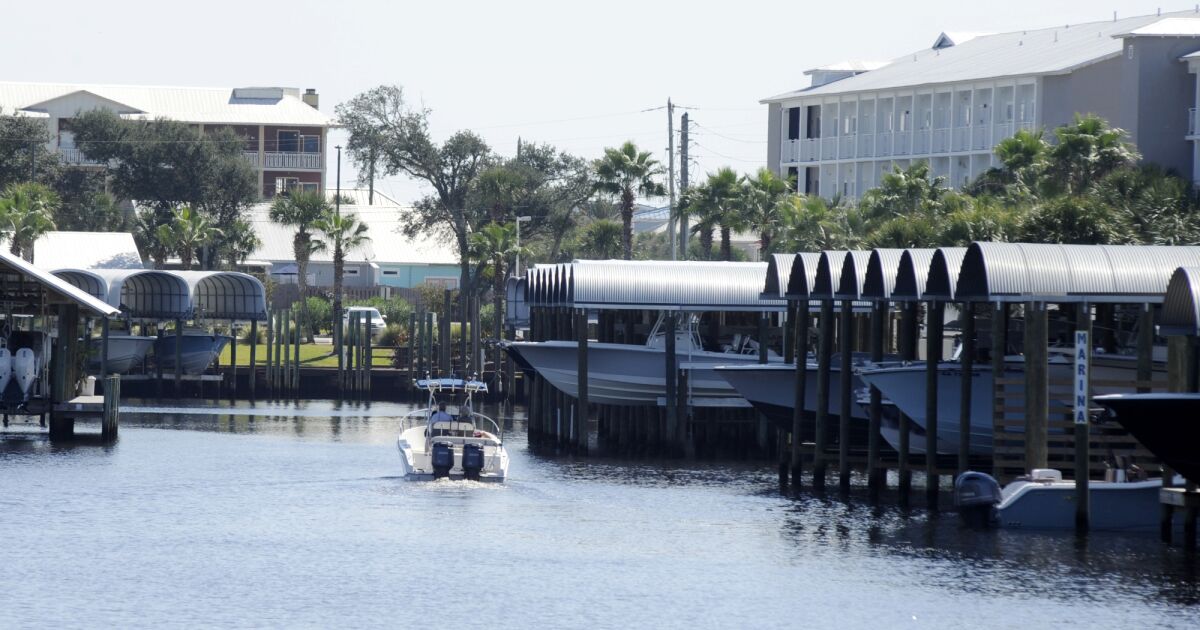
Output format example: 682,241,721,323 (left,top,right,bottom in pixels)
1094,393,1200,485
397,378,509,482
505,313,780,406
